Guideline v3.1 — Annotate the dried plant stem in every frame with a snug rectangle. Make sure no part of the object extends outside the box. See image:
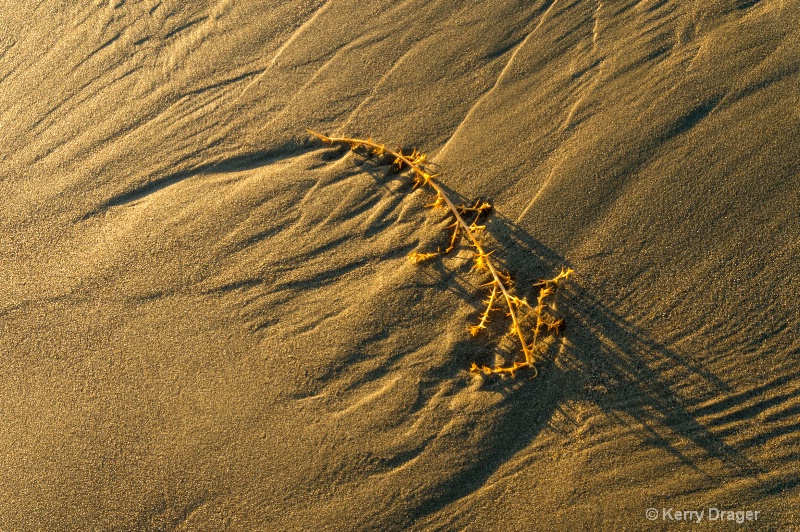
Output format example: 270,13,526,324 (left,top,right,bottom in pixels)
307,128,571,378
